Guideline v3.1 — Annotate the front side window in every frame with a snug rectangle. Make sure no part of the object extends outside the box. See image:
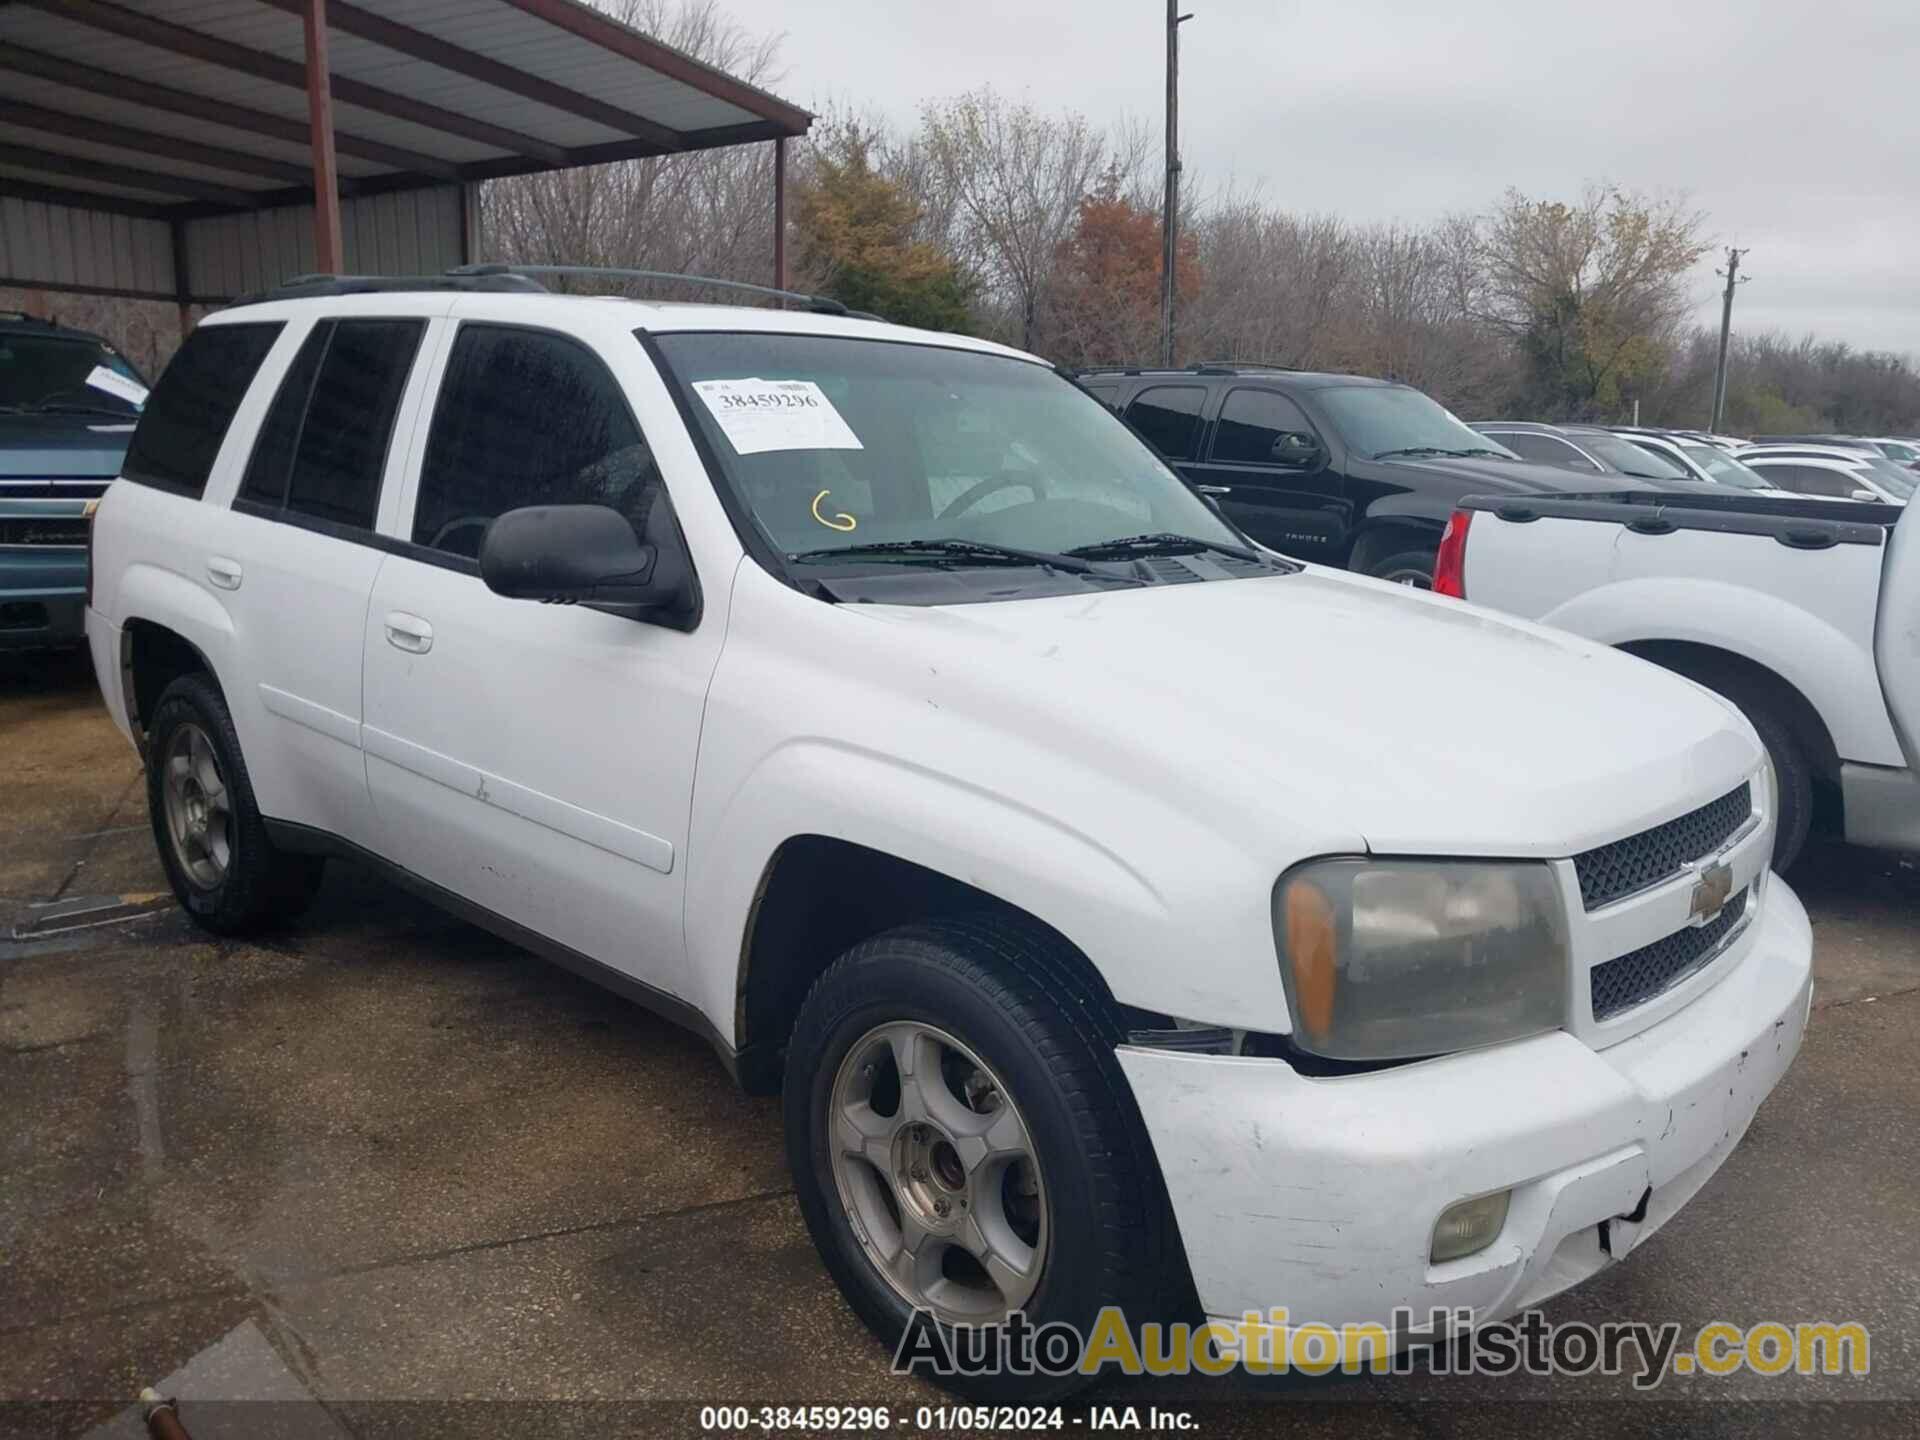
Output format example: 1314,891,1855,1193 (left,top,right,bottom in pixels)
122,323,283,497
1211,388,1320,466
239,318,424,530
654,332,1245,577
413,325,658,560
1123,385,1207,461
1754,464,1857,499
